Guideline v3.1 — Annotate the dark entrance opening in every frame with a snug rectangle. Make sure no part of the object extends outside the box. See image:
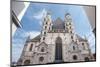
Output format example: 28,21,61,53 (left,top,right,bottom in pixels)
24,60,30,65
84,57,90,62
55,37,63,63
